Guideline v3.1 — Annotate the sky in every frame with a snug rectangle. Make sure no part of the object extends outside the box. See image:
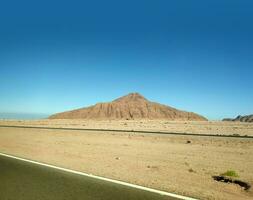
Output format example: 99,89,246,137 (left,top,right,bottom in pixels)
0,0,252,120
